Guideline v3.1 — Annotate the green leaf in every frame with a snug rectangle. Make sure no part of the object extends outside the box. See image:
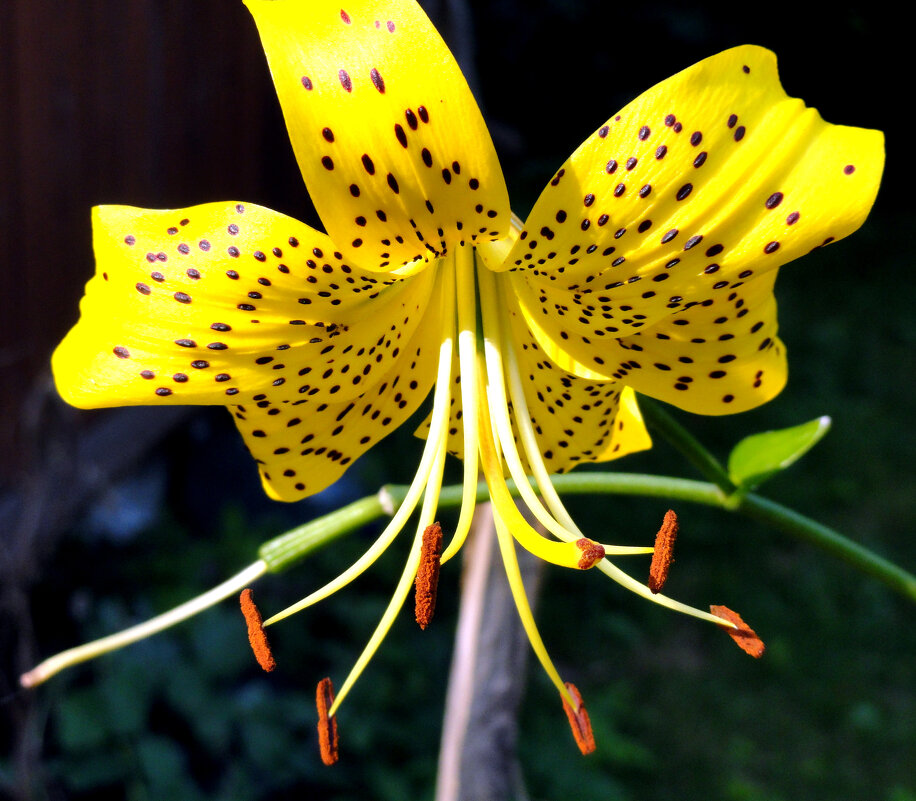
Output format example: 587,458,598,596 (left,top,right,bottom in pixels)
727,416,832,490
